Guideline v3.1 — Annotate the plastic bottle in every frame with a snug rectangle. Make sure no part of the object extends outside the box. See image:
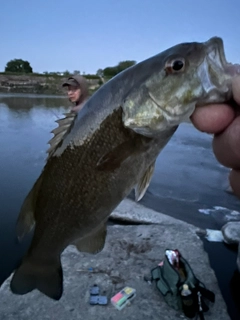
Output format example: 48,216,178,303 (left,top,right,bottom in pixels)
181,284,196,318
